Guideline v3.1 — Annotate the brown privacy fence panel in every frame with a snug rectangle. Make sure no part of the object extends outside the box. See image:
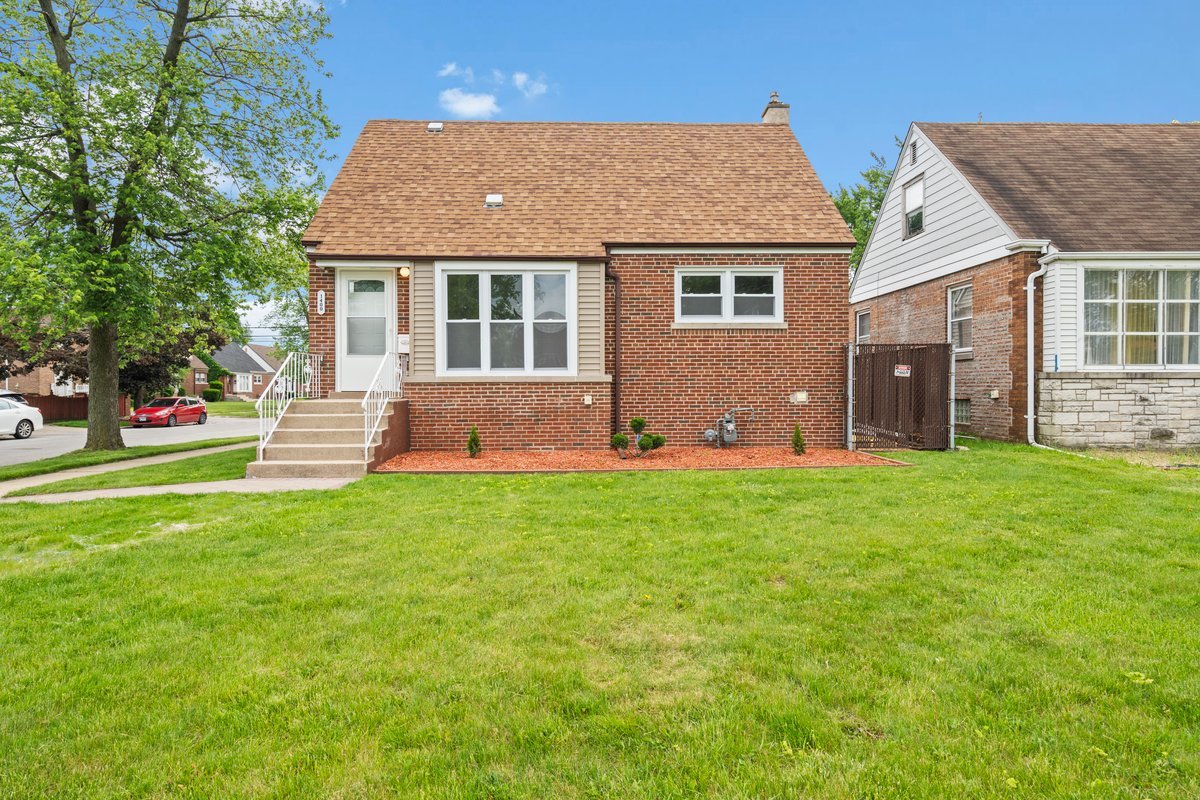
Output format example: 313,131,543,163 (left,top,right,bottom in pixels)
25,394,130,422
850,343,951,450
